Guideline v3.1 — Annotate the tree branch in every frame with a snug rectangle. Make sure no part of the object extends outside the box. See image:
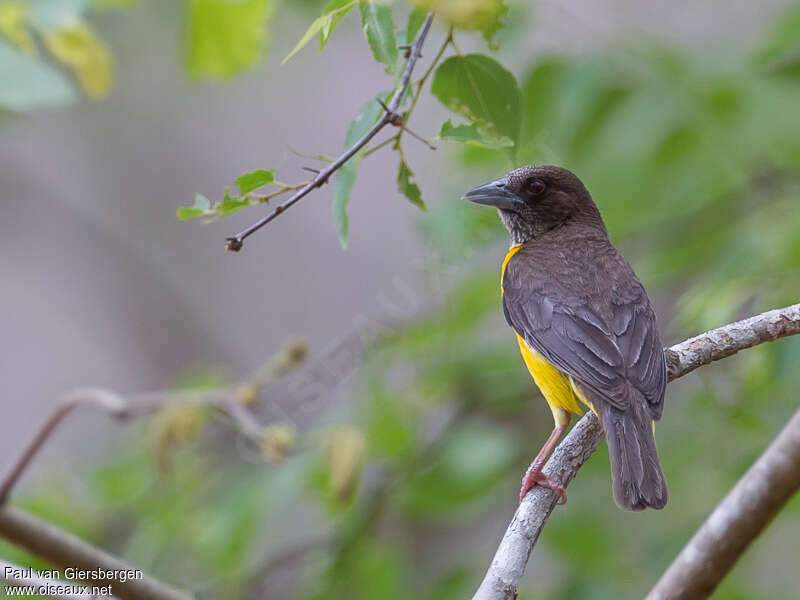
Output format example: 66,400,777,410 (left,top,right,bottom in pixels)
1,558,97,600
645,404,800,600
224,13,435,252
472,302,800,600
0,340,306,505
0,507,191,600
0,343,306,600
